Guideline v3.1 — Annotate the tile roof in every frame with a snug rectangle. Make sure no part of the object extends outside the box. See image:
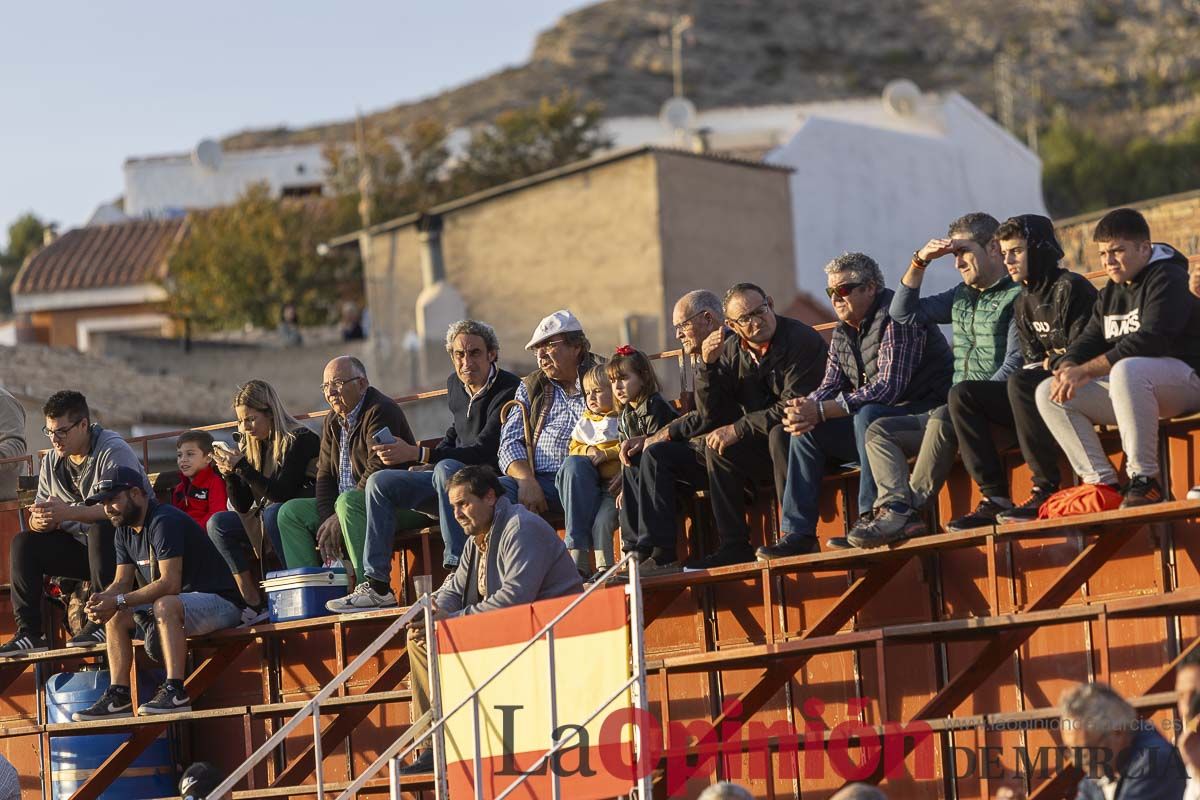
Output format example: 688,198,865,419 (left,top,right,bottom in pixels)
13,218,186,295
